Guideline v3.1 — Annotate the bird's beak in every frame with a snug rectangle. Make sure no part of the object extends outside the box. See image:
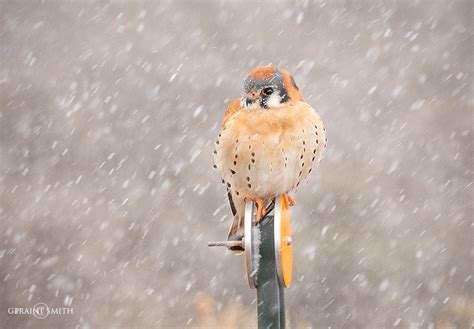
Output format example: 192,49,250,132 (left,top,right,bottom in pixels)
244,97,254,107
242,92,258,108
